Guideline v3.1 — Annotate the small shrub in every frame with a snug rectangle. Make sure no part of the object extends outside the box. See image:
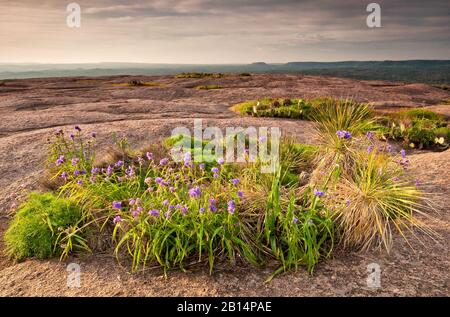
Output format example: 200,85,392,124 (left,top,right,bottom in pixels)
195,85,223,90
4,192,84,260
